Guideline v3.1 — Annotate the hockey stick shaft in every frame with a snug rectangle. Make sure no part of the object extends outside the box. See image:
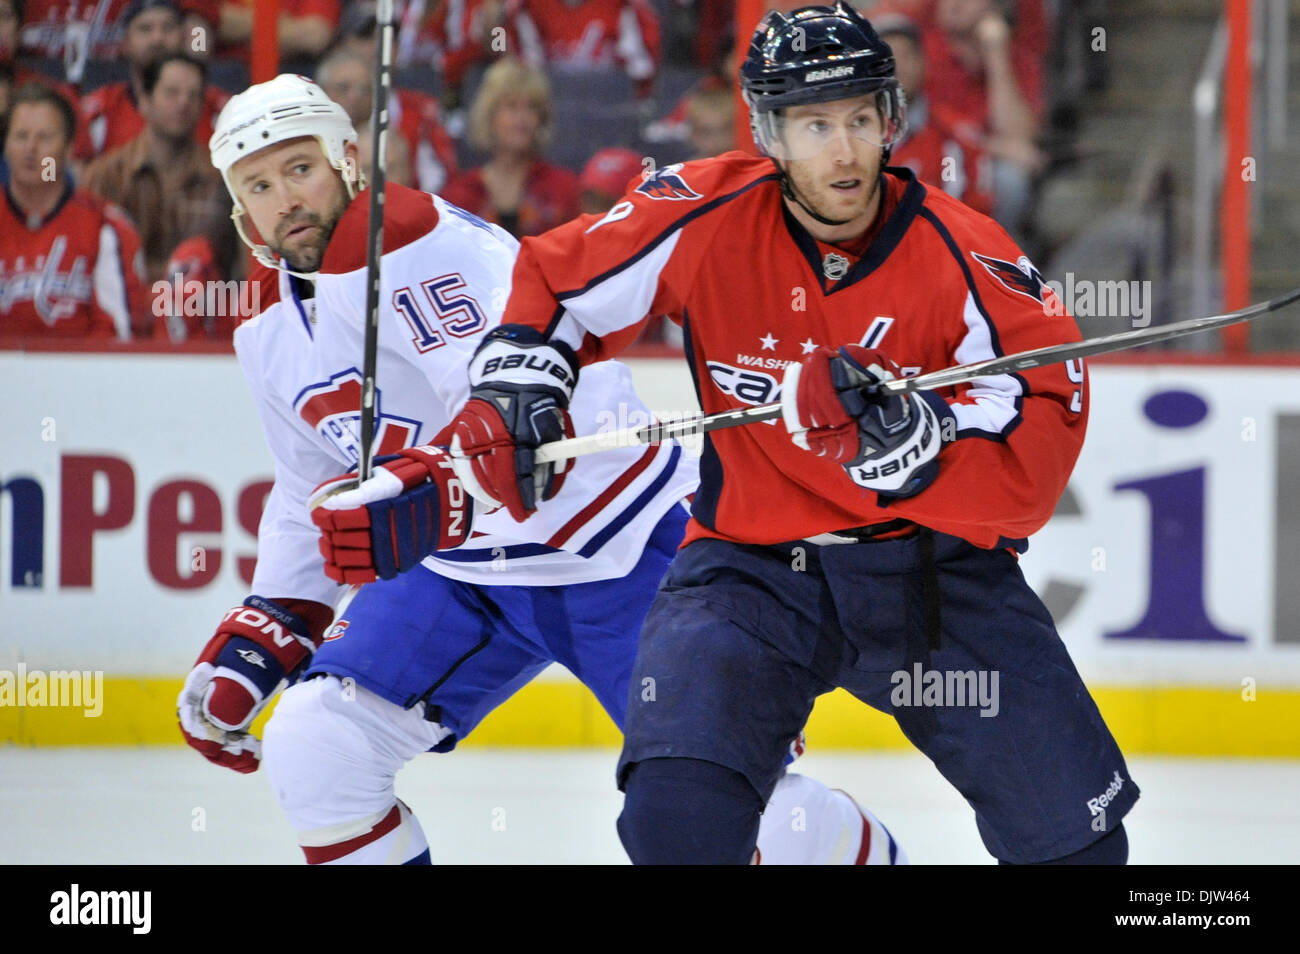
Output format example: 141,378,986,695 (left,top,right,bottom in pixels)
533,284,1300,464
357,0,396,482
